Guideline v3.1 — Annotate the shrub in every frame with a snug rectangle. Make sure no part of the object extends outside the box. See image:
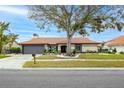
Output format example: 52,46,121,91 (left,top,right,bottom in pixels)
43,48,58,54
72,49,76,55
58,50,61,54
120,51,124,54
51,48,58,54
113,48,117,53
75,49,81,53
98,48,109,53
42,49,46,55
86,50,97,53
107,48,117,54
108,51,115,54
9,47,21,54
